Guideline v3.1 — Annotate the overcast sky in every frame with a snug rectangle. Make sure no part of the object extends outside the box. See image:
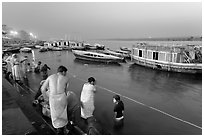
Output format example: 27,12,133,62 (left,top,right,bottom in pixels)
2,2,202,40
